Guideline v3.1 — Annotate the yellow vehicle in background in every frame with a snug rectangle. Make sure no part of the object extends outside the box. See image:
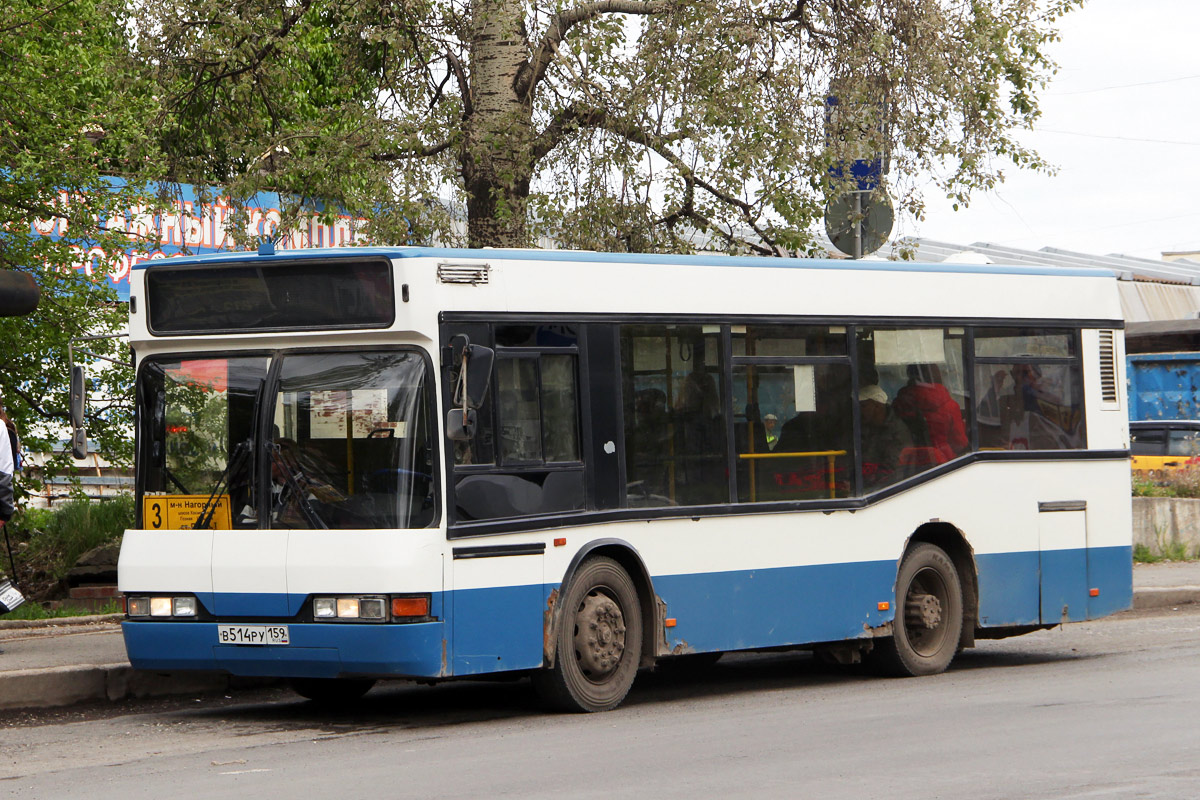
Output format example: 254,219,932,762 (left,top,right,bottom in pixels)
1130,421,1200,478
